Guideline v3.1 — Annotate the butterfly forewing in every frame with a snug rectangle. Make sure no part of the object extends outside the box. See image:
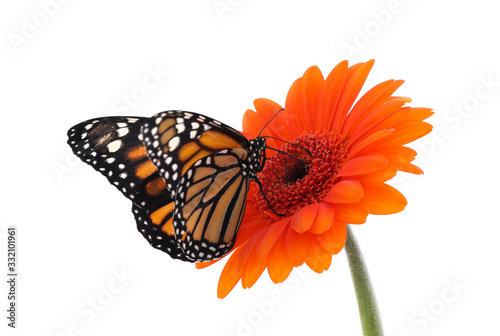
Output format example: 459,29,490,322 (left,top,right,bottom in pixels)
68,117,149,201
173,148,250,261
141,110,249,197
67,116,185,260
